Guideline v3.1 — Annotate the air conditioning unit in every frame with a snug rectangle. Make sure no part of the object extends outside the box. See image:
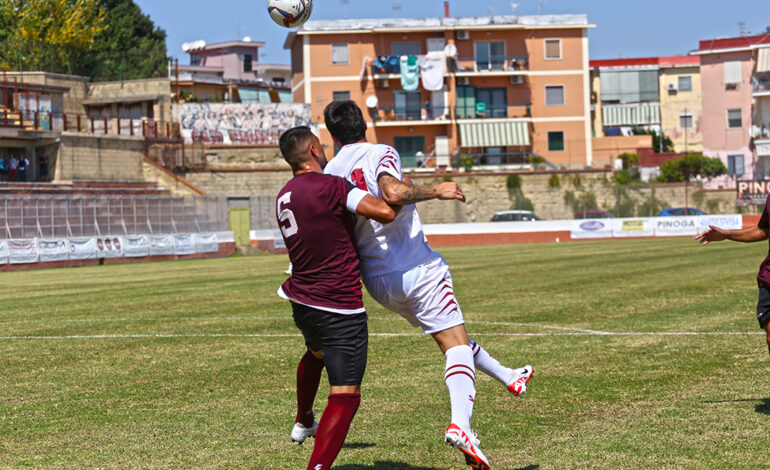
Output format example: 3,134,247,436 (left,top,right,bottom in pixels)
667,83,678,91
510,75,524,85
457,77,470,86
456,30,470,40
375,79,390,89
